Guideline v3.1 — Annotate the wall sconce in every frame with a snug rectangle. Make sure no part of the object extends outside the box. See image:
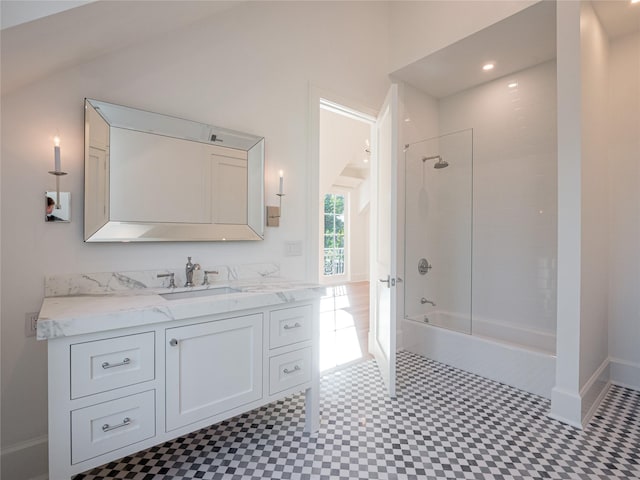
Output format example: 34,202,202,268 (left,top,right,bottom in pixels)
266,170,285,227
46,135,70,222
